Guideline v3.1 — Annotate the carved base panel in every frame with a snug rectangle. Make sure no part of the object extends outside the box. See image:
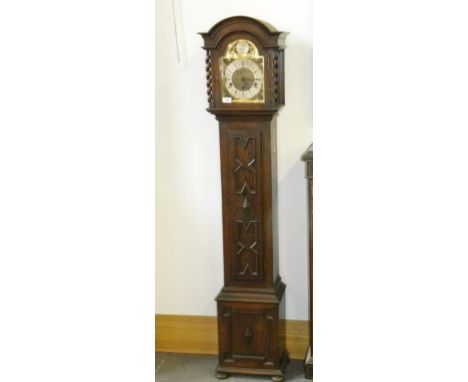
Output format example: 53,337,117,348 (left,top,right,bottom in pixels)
216,285,287,378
